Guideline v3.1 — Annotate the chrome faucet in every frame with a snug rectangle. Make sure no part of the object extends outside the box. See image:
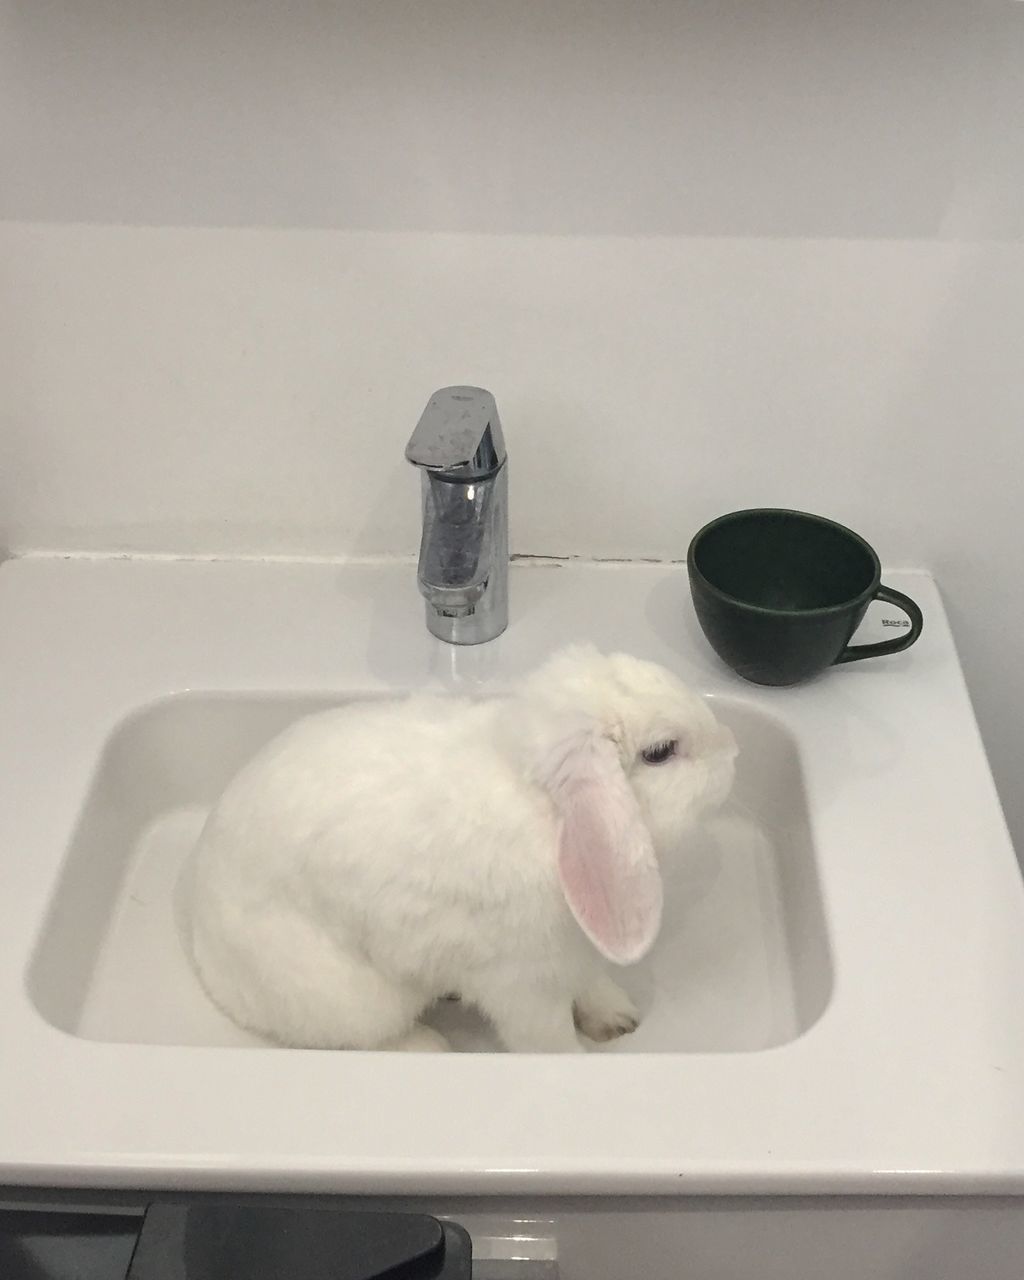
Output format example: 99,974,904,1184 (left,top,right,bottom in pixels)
405,386,509,645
